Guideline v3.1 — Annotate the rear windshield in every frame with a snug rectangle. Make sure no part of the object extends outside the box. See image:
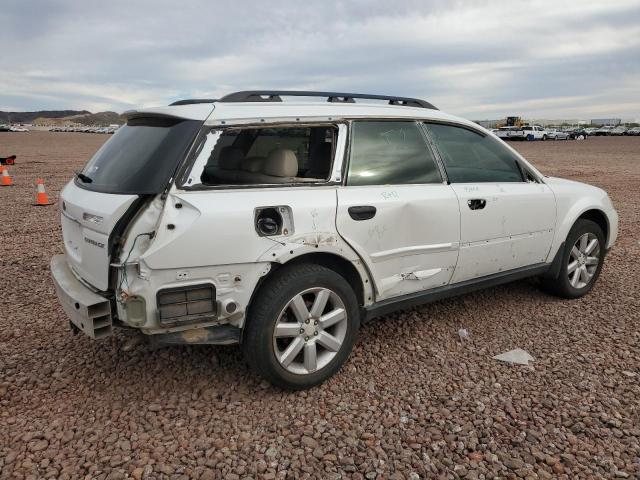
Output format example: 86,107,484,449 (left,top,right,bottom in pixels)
77,116,201,194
